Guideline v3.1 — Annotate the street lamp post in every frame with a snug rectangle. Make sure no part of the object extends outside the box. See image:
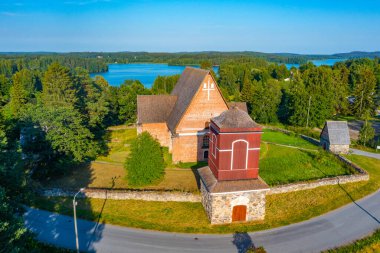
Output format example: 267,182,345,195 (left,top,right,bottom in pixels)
73,188,85,253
